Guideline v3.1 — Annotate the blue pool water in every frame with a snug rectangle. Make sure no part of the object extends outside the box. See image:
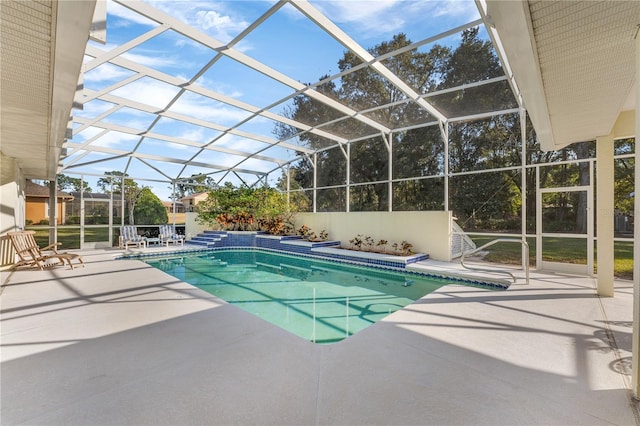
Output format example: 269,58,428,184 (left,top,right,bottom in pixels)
145,250,458,343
